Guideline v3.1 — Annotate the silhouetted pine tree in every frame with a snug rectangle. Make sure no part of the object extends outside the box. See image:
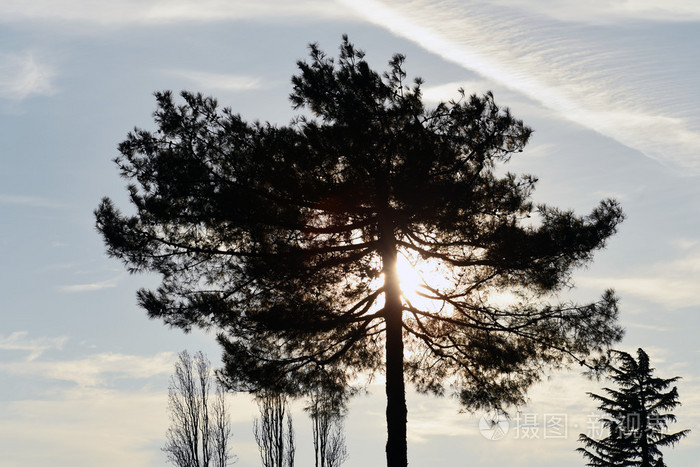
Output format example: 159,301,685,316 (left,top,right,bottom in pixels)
578,348,689,466
96,36,624,466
